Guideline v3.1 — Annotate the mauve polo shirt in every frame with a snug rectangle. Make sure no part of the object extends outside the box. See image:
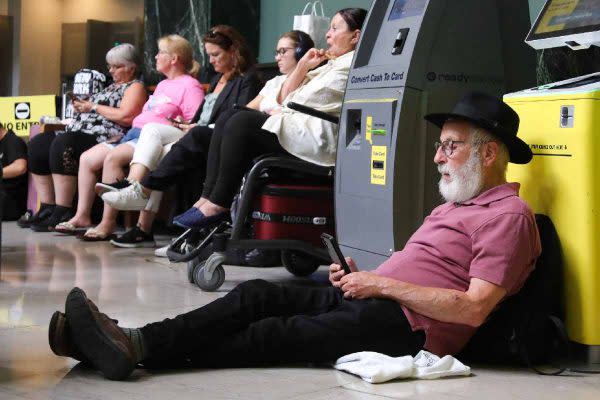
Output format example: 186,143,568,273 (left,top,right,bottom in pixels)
374,182,541,356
